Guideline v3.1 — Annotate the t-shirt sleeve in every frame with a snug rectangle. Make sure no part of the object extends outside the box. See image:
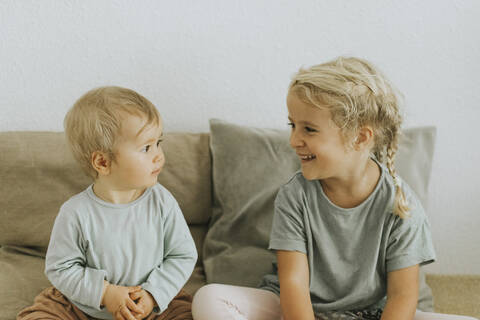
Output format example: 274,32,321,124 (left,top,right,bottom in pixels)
386,194,436,272
269,182,307,254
